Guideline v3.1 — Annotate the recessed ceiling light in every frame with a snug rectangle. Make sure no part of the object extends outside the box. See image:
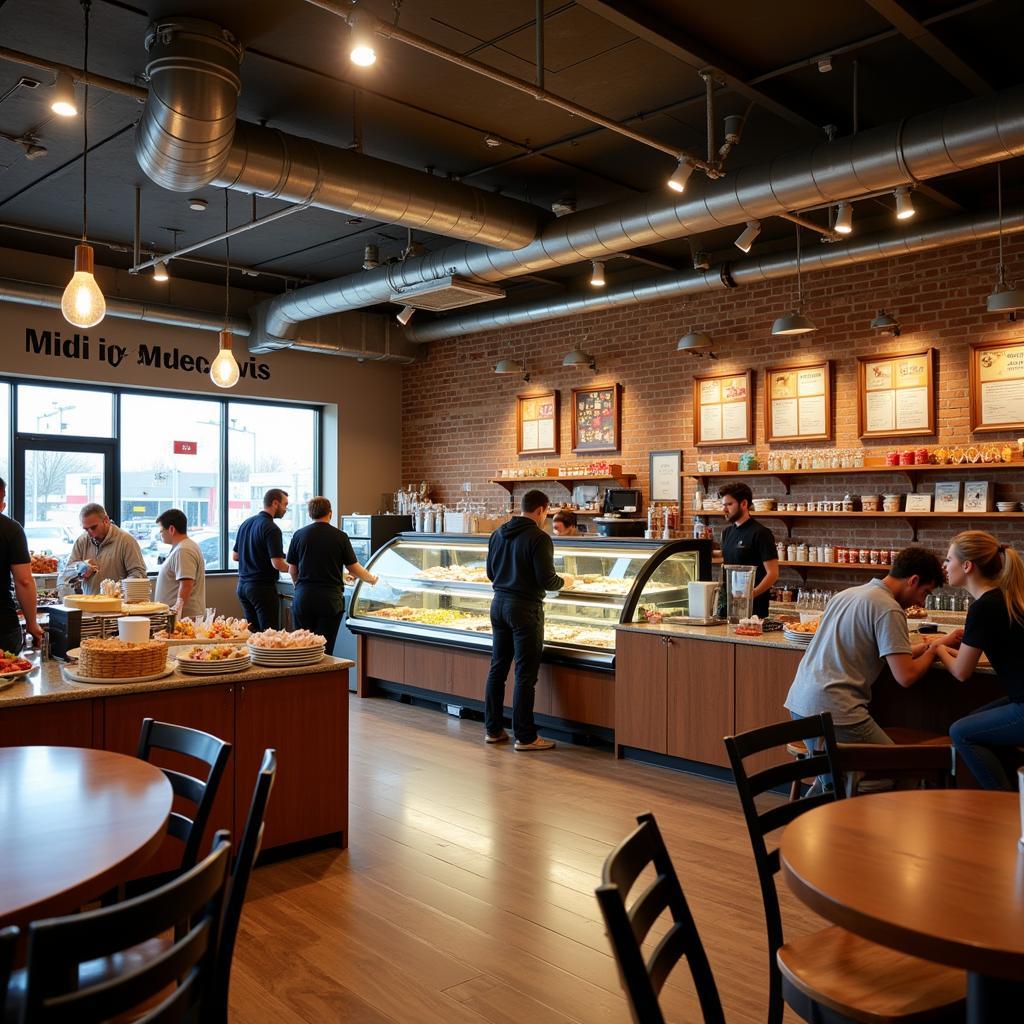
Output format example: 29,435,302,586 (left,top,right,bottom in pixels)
189,198,208,212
